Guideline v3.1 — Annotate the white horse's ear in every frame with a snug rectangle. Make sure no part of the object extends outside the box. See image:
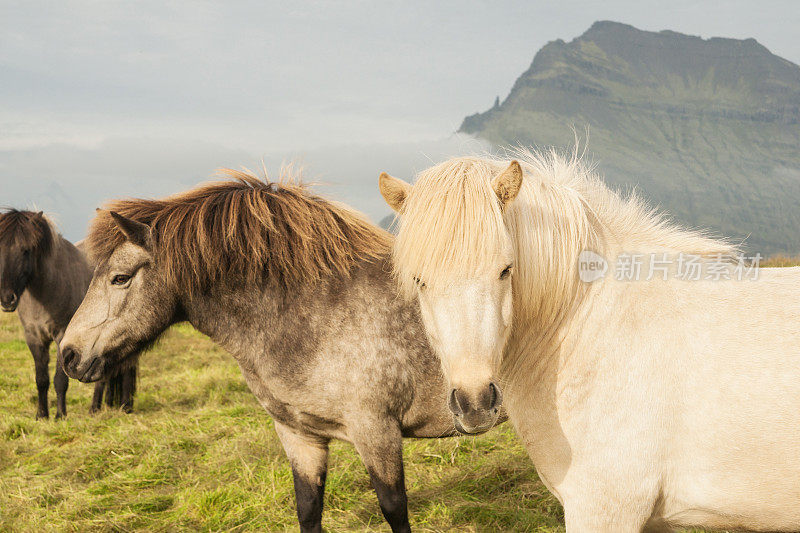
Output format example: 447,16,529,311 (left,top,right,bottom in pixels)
109,211,152,249
379,172,412,213
492,160,523,207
